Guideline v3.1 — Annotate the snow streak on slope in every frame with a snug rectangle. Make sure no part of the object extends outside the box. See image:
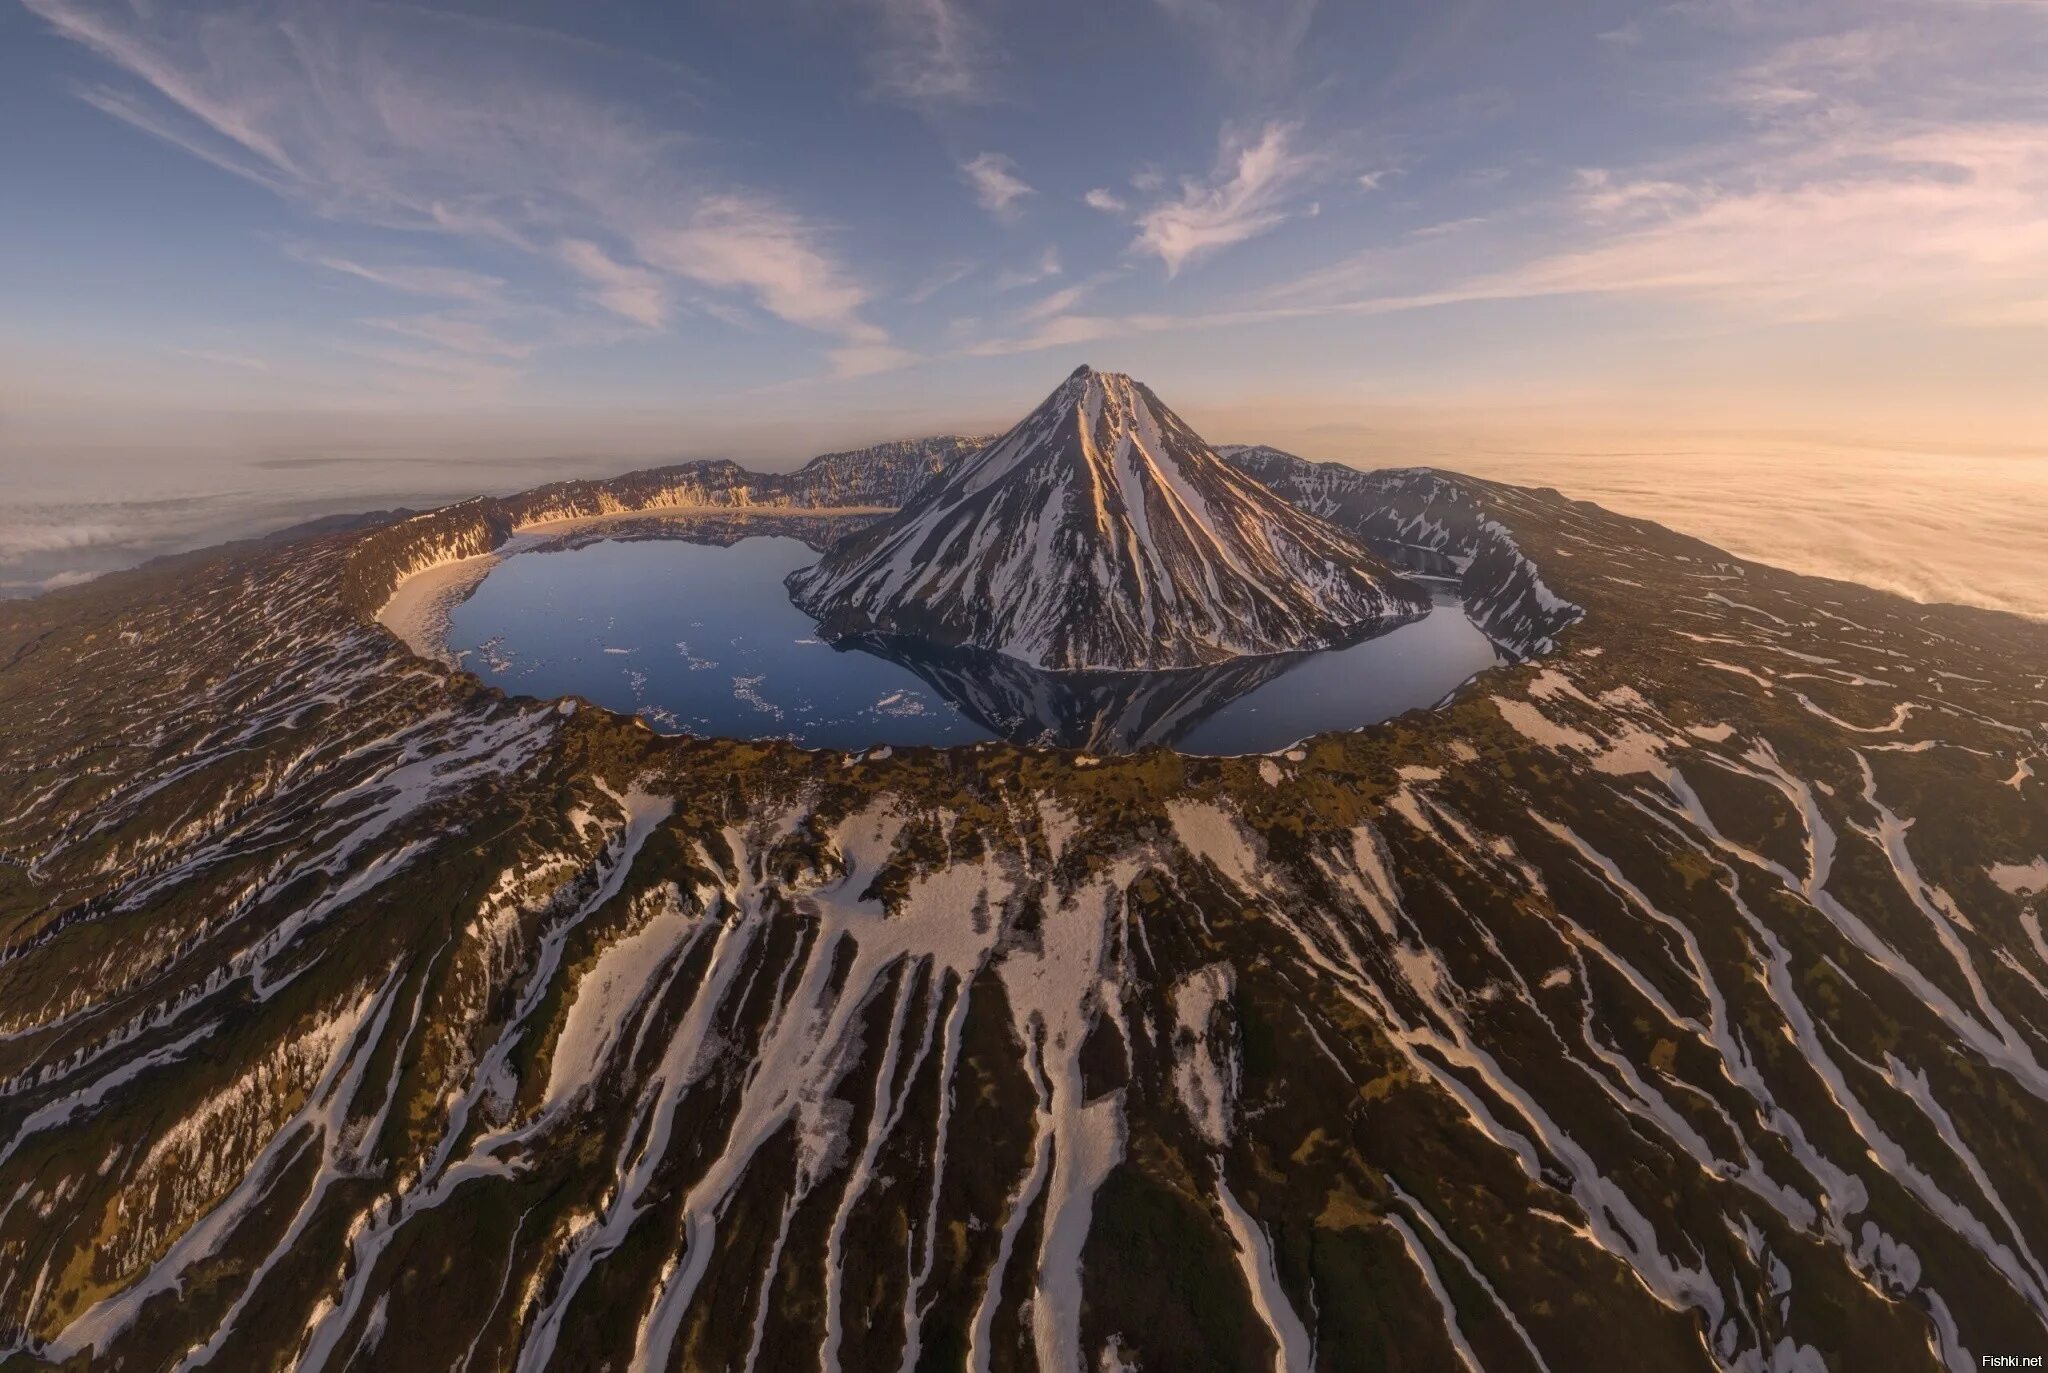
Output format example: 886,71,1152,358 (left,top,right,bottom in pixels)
788,368,1425,671
1,447,2045,1372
